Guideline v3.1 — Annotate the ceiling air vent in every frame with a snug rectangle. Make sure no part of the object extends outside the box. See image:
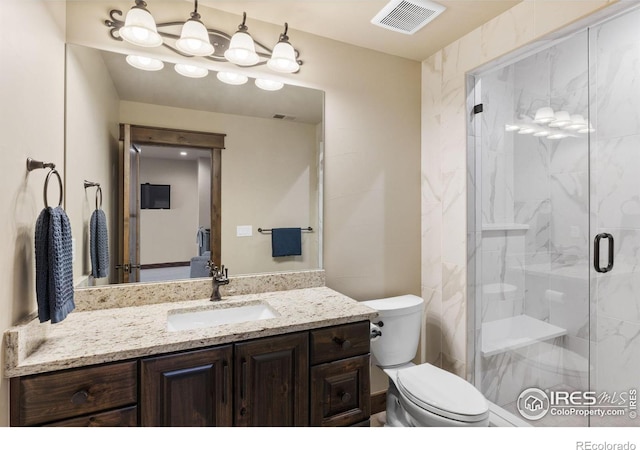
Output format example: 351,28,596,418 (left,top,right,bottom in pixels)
371,0,446,35
273,114,296,121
